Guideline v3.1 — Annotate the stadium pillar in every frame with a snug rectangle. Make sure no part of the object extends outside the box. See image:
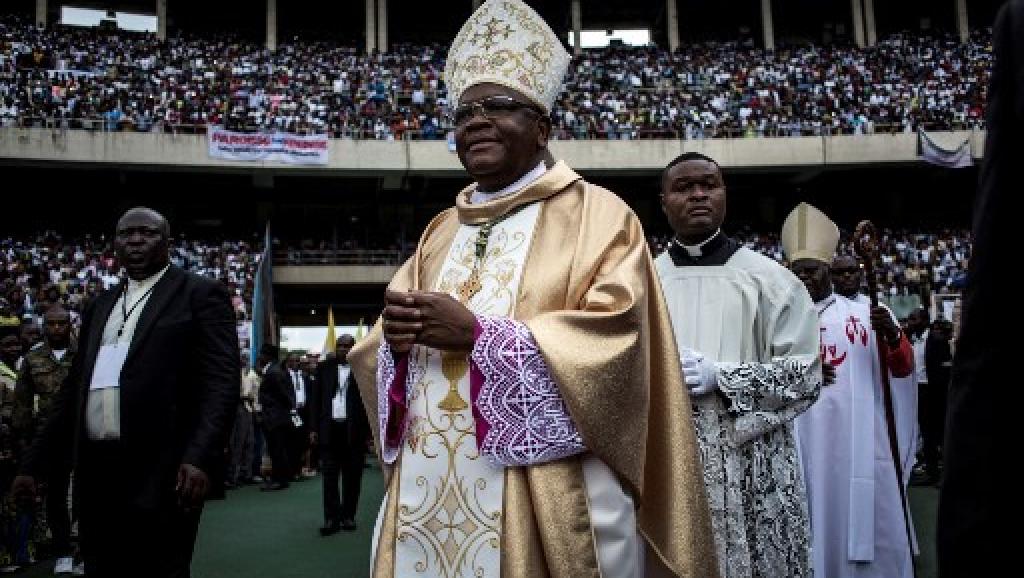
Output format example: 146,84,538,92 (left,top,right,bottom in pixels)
156,0,167,41
377,0,388,53
266,0,277,51
666,0,680,53
365,0,377,54
760,0,774,51
35,0,46,27
955,0,968,43
571,0,582,55
850,0,865,48
864,0,876,46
